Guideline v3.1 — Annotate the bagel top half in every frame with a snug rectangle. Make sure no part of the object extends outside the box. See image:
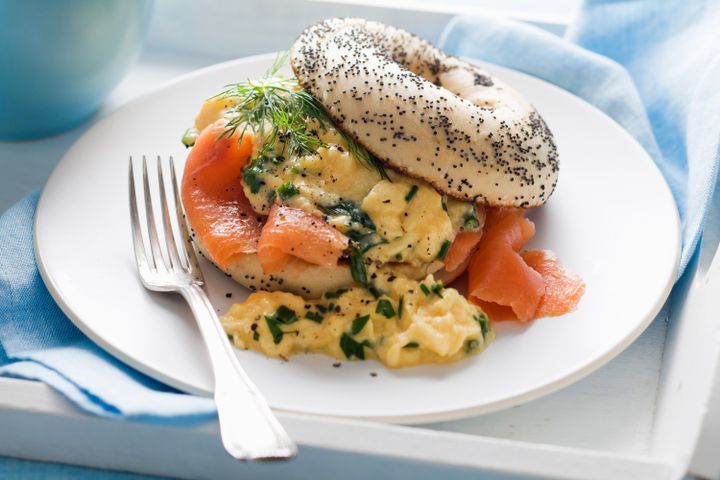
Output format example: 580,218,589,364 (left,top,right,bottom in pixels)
290,18,559,208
